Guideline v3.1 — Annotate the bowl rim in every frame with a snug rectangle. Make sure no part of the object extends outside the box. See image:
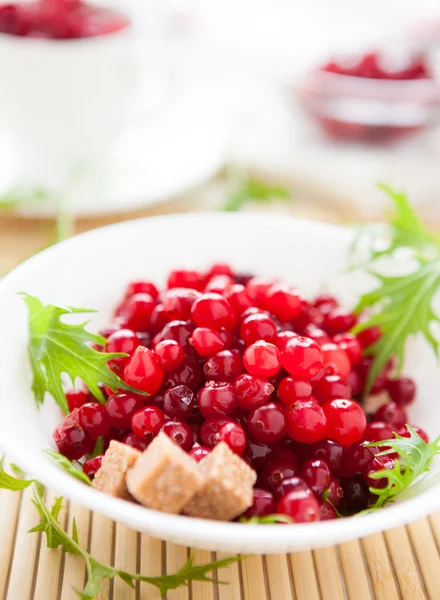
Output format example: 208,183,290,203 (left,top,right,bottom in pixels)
1,211,439,552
